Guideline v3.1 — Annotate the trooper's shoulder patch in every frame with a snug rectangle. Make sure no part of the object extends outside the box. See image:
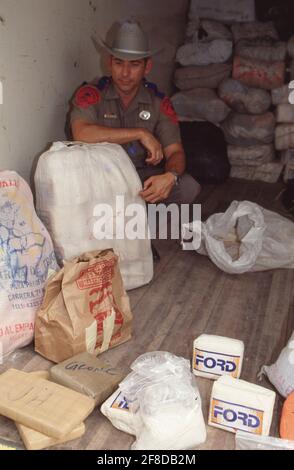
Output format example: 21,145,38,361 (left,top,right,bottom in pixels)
144,80,165,100
160,96,178,125
97,76,111,91
74,84,101,109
